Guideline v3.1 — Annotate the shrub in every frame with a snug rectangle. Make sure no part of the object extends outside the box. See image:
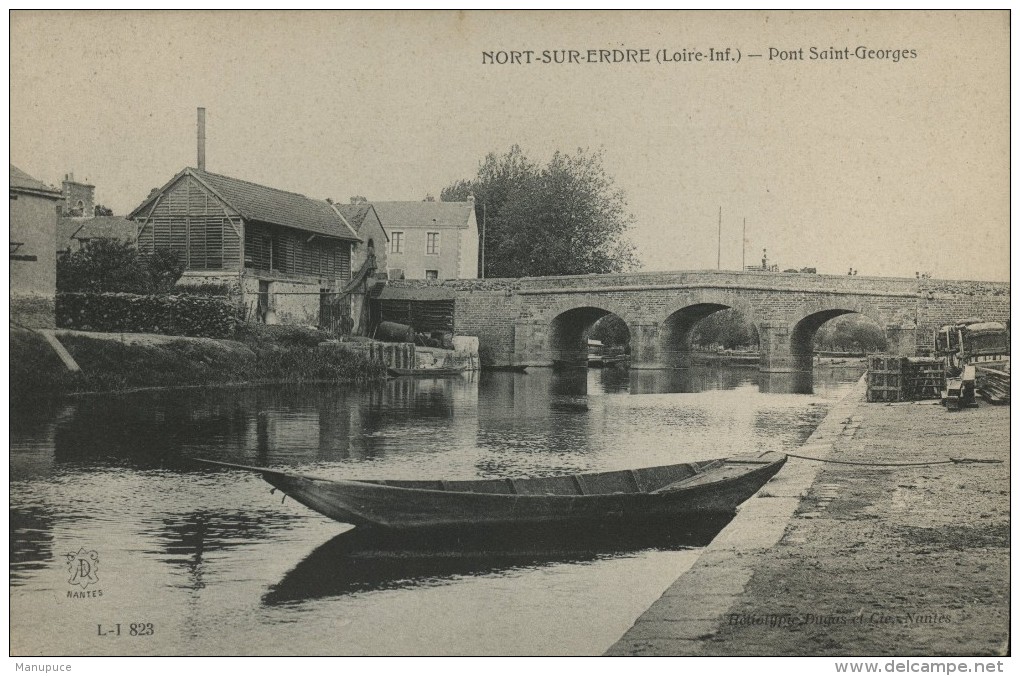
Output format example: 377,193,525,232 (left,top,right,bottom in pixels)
232,323,330,349
145,249,187,293
57,239,150,293
56,239,185,294
57,292,242,338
